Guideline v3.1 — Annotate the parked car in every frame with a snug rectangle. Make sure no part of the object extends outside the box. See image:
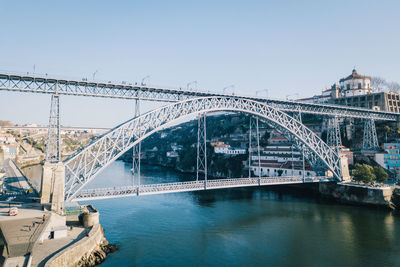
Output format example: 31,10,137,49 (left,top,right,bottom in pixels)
8,207,18,216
